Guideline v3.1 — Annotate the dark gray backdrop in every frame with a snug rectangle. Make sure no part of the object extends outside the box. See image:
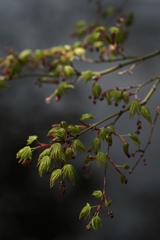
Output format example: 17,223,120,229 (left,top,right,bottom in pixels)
0,1,160,239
